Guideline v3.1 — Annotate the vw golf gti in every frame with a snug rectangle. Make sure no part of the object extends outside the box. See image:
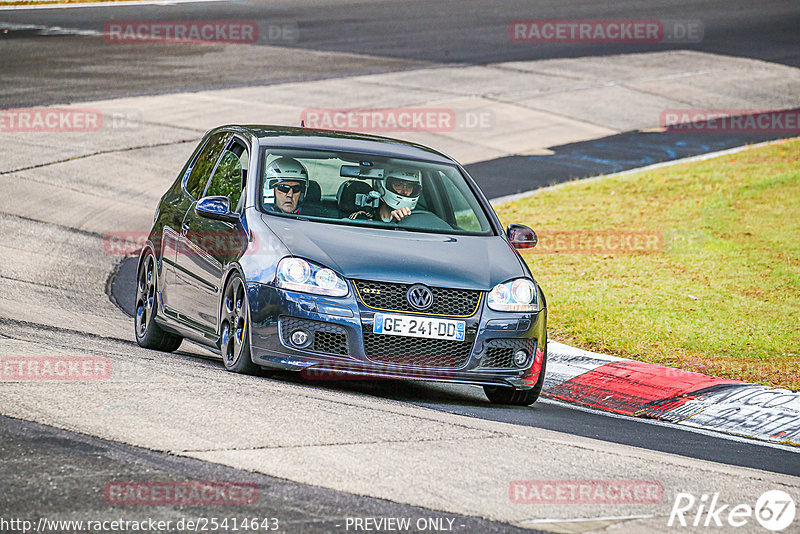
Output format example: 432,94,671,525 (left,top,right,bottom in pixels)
135,125,547,405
